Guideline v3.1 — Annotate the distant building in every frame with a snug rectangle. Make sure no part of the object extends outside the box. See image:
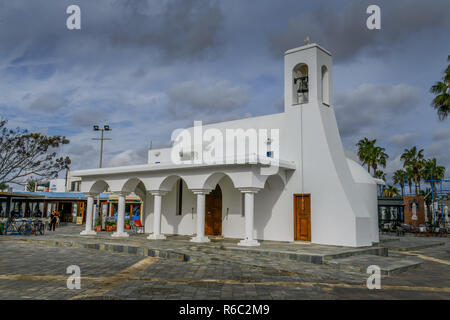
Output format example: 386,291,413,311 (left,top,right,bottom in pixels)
377,196,426,227
35,171,82,193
